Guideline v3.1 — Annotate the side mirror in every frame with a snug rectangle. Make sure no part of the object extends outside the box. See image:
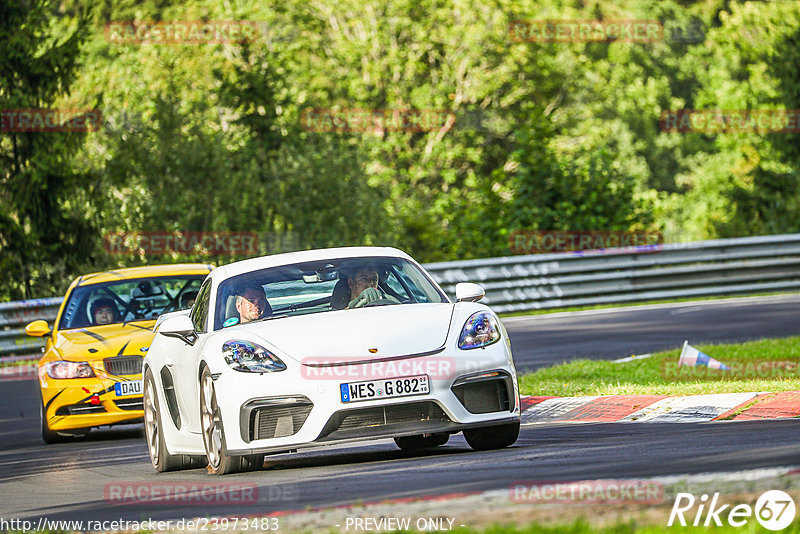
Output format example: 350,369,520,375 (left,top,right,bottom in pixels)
153,309,191,332
158,314,197,345
455,282,485,303
25,320,51,337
